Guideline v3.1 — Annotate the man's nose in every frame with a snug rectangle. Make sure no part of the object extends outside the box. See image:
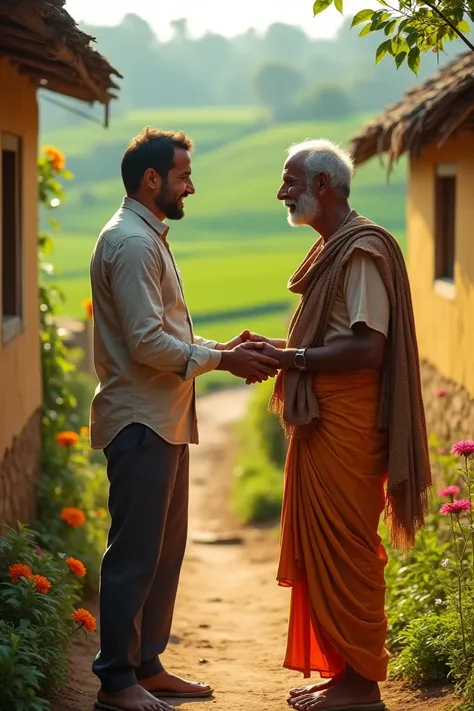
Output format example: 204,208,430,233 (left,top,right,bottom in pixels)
277,184,286,200
187,180,195,195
